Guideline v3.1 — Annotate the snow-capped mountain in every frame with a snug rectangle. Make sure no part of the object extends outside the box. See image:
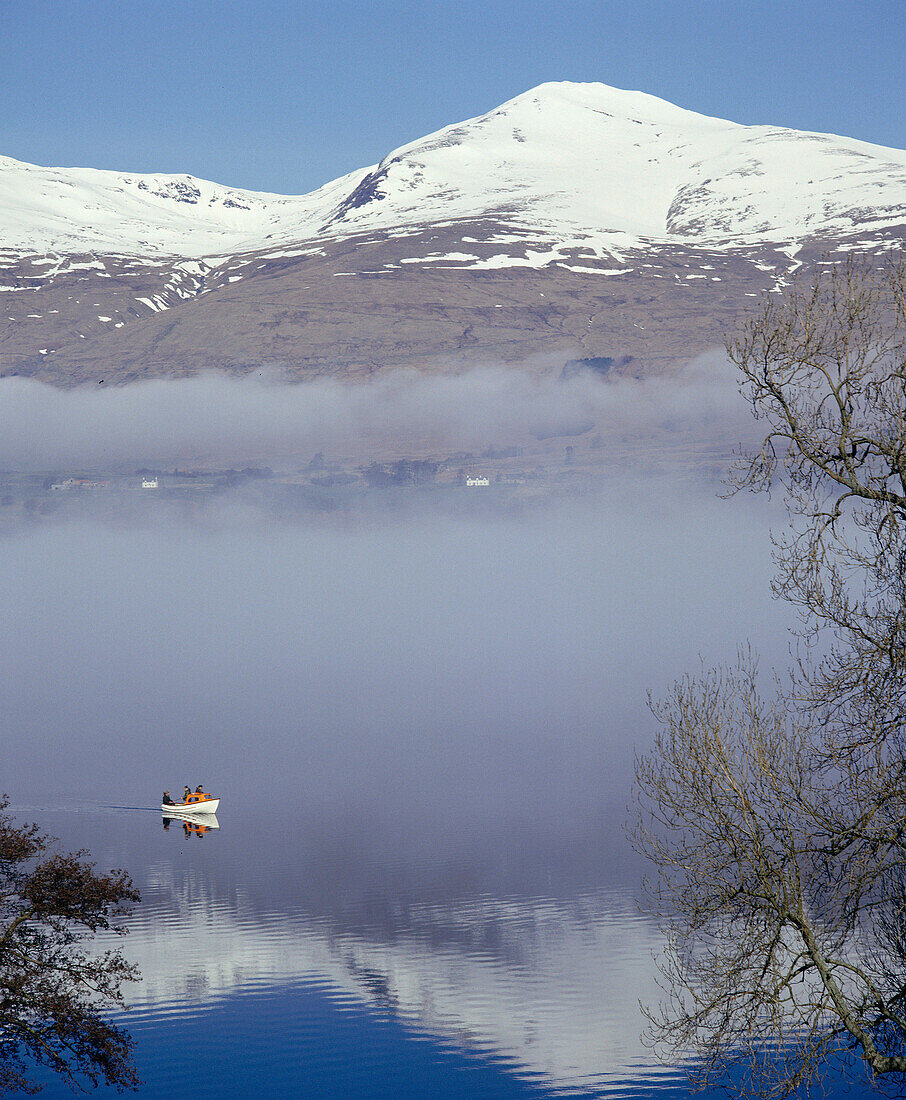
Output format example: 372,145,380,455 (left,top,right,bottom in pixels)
2,81,905,383
0,155,360,258
319,81,906,252
4,81,906,258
